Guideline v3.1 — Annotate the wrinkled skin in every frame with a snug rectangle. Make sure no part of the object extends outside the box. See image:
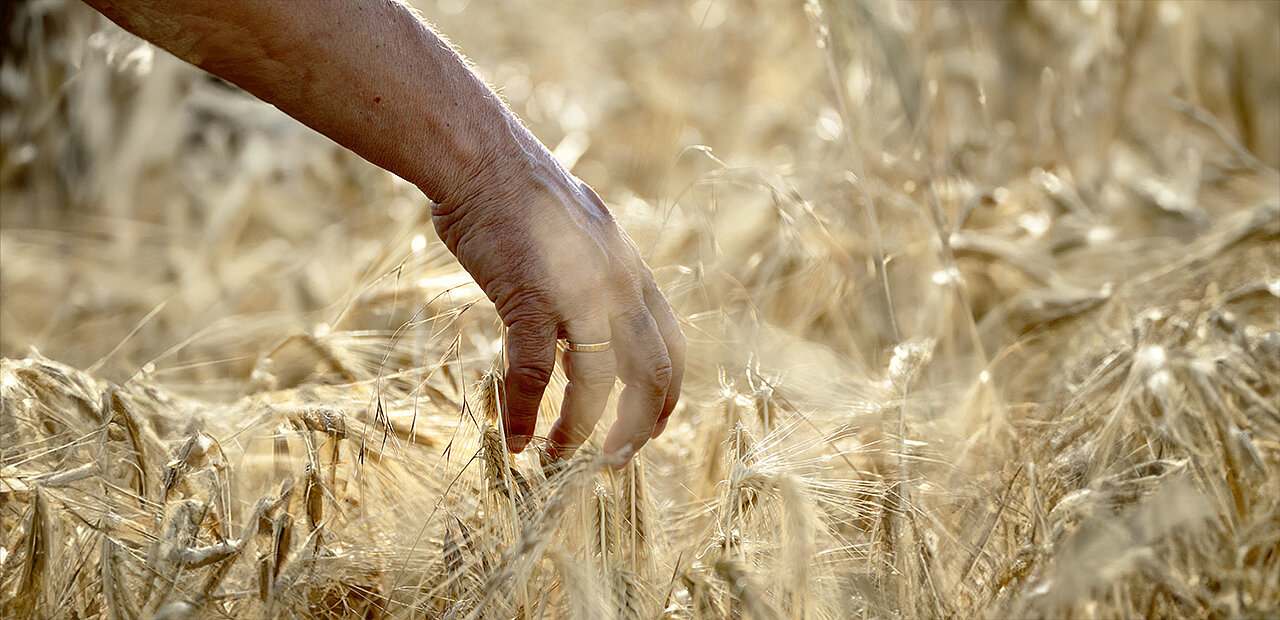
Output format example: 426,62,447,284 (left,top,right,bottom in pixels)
435,153,685,459
85,0,684,464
